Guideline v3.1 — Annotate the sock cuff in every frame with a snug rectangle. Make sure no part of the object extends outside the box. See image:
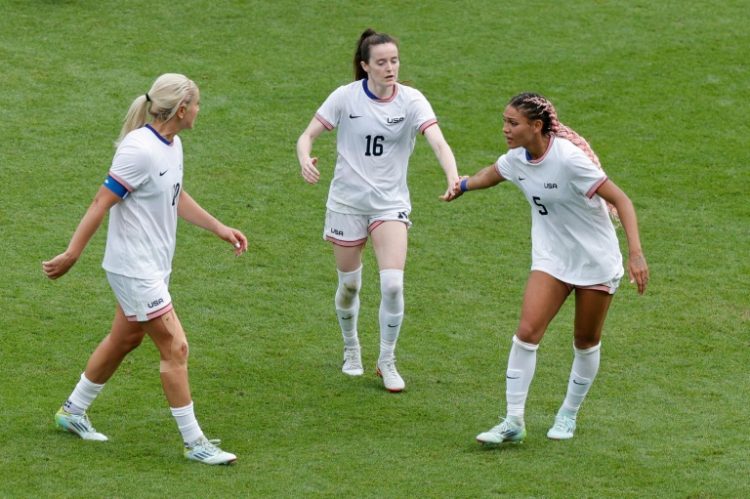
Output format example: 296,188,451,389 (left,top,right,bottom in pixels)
512,335,539,352
337,266,363,279
379,268,404,278
574,343,601,355
80,372,104,389
170,401,195,417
